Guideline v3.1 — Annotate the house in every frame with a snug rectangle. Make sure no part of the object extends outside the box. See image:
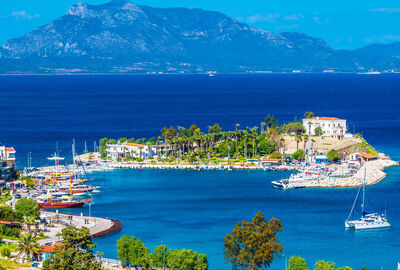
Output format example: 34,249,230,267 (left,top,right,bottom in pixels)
106,142,156,161
302,117,347,138
315,155,329,165
358,152,378,162
40,242,63,261
0,146,16,162
260,158,281,166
